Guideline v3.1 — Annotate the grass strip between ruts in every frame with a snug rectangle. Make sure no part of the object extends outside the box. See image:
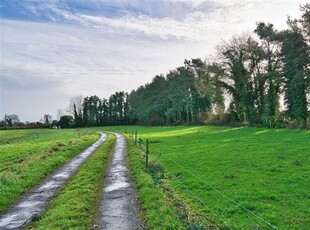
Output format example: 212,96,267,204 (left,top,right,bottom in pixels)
27,133,115,230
